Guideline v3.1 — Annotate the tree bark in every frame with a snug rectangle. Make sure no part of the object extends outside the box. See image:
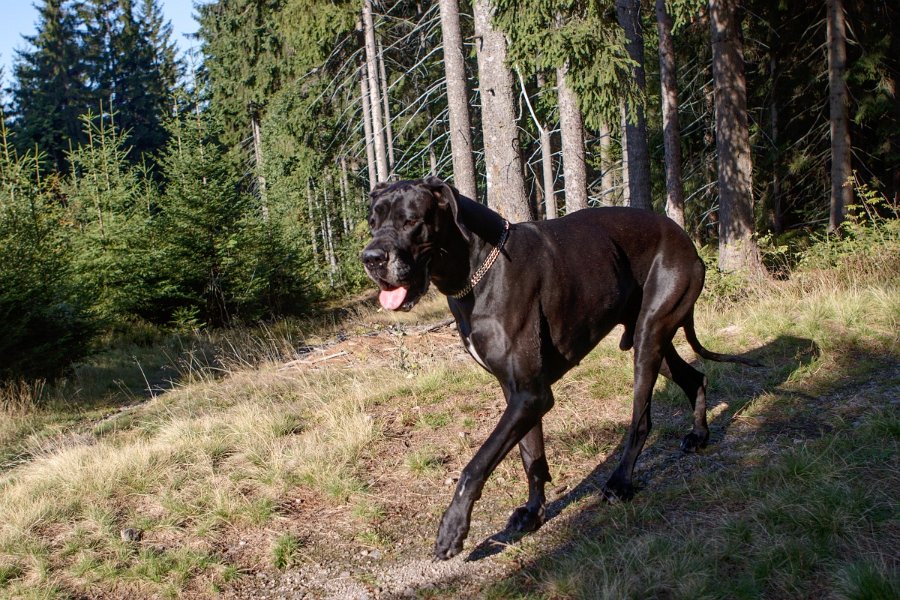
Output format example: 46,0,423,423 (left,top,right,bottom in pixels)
827,0,852,231
616,0,652,210
537,73,556,218
249,108,269,222
362,0,388,182
473,0,531,222
359,57,377,191
655,0,685,228
439,0,478,200
557,63,588,213
709,0,763,273
599,121,614,205
377,39,395,176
